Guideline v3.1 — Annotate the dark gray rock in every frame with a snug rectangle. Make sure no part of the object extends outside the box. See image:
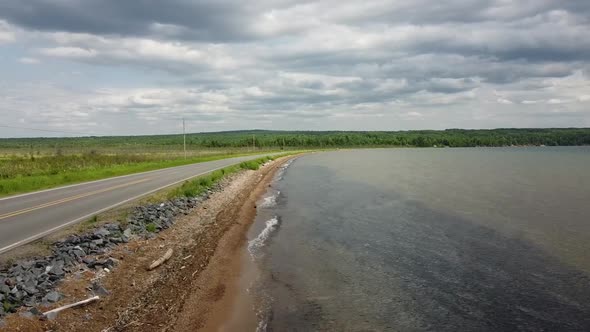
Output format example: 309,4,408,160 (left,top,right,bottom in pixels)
21,261,34,270
94,228,110,238
72,249,85,259
28,307,42,317
82,257,96,266
37,281,52,291
23,286,38,295
91,282,110,296
44,291,61,303
48,264,64,276
0,284,10,295
104,258,119,269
